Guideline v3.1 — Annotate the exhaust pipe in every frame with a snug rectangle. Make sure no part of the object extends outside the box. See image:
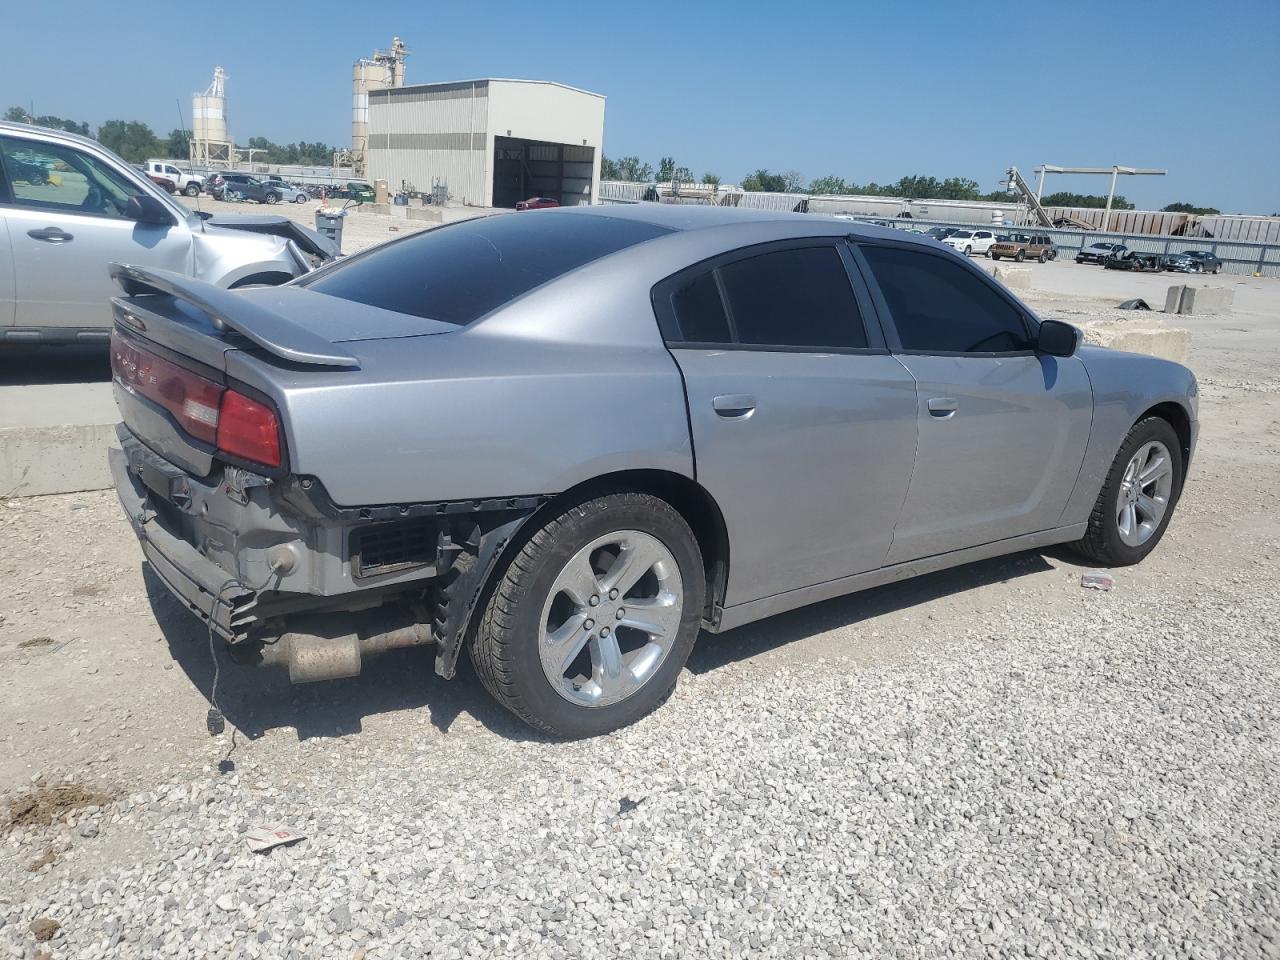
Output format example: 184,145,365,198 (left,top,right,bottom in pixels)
257,606,433,683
